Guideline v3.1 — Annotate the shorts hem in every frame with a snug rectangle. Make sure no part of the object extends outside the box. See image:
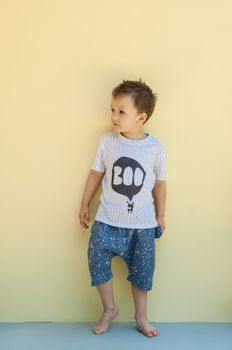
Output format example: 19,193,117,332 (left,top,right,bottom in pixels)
91,273,113,287
127,276,153,292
